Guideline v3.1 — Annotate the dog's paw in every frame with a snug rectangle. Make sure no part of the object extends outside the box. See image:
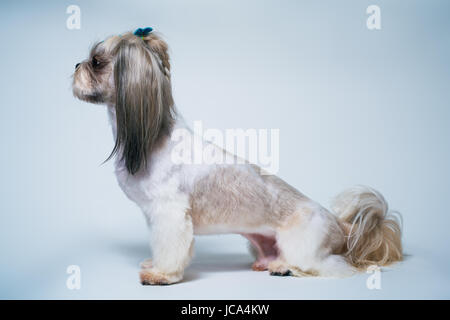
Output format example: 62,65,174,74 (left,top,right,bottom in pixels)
268,260,292,276
268,260,318,277
270,270,292,276
251,256,277,271
139,268,182,285
252,261,268,271
139,258,153,269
